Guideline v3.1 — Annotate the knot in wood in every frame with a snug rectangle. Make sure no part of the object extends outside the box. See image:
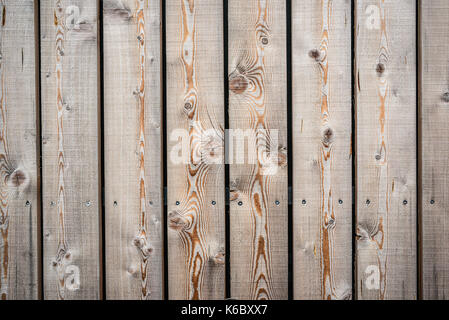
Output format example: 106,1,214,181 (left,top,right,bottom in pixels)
308,49,321,61
8,169,27,187
168,211,188,230
212,252,225,265
229,75,248,94
441,92,449,103
376,63,385,76
321,127,334,146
